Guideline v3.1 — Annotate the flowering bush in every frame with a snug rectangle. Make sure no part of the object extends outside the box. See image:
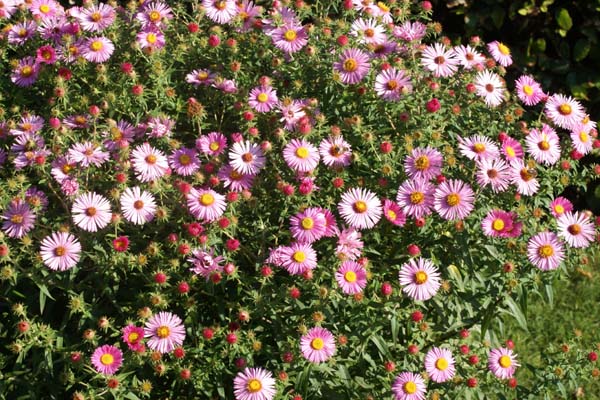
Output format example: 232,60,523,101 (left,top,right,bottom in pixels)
0,0,599,399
